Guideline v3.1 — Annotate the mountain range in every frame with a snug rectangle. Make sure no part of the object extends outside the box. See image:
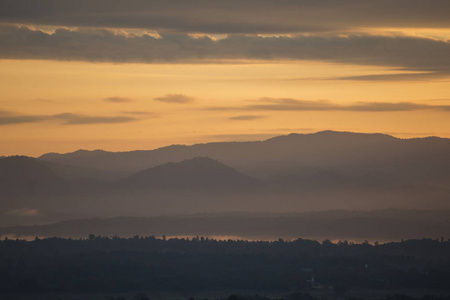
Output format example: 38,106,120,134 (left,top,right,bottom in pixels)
1,131,449,227
39,131,450,185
